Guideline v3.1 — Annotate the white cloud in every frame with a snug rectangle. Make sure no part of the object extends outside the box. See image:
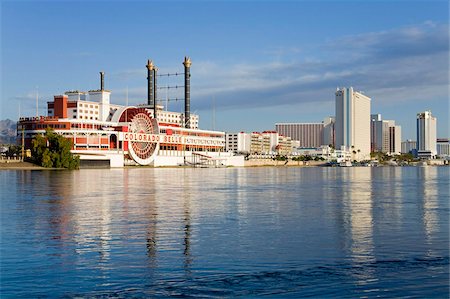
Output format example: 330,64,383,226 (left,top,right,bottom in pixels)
187,23,449,111
108,22,448,116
